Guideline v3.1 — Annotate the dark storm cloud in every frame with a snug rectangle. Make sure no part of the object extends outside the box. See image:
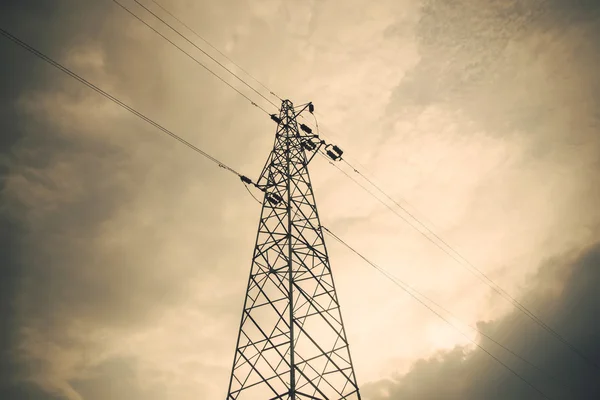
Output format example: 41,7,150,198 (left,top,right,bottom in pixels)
3,0,599,398
1,0,254,396
0,1,179,397
70,358,166,400
1,1,88,395
1,1,102,395
362,241,600,400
